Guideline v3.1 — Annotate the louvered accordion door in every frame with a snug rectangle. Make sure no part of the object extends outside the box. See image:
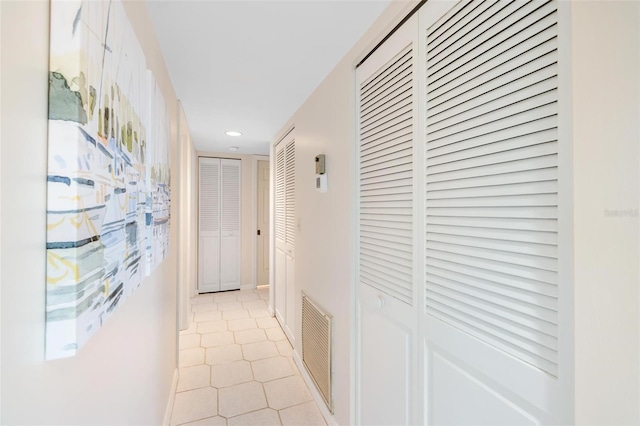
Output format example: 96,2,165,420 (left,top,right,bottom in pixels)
274,132,296,342
420,0,569,424
355,16,420,426
198,157,241,293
